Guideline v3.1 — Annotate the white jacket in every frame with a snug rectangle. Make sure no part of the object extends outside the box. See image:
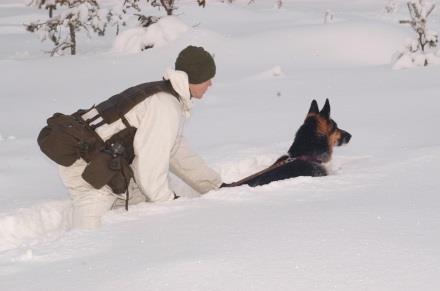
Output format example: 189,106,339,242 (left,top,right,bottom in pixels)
81,69,222,202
